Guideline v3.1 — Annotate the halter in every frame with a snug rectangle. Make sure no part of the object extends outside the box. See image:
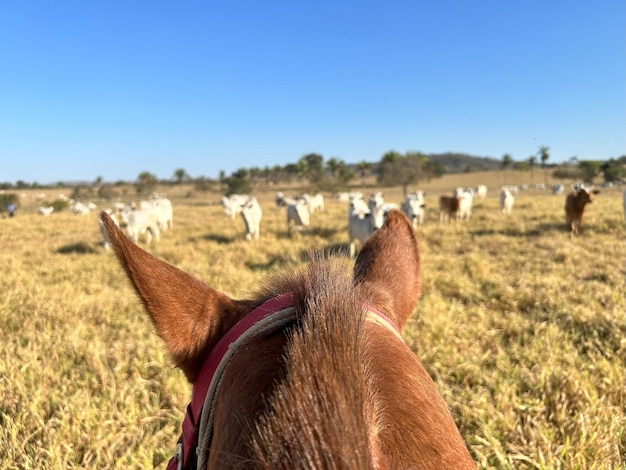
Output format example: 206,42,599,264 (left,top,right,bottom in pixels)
167,292,402,470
